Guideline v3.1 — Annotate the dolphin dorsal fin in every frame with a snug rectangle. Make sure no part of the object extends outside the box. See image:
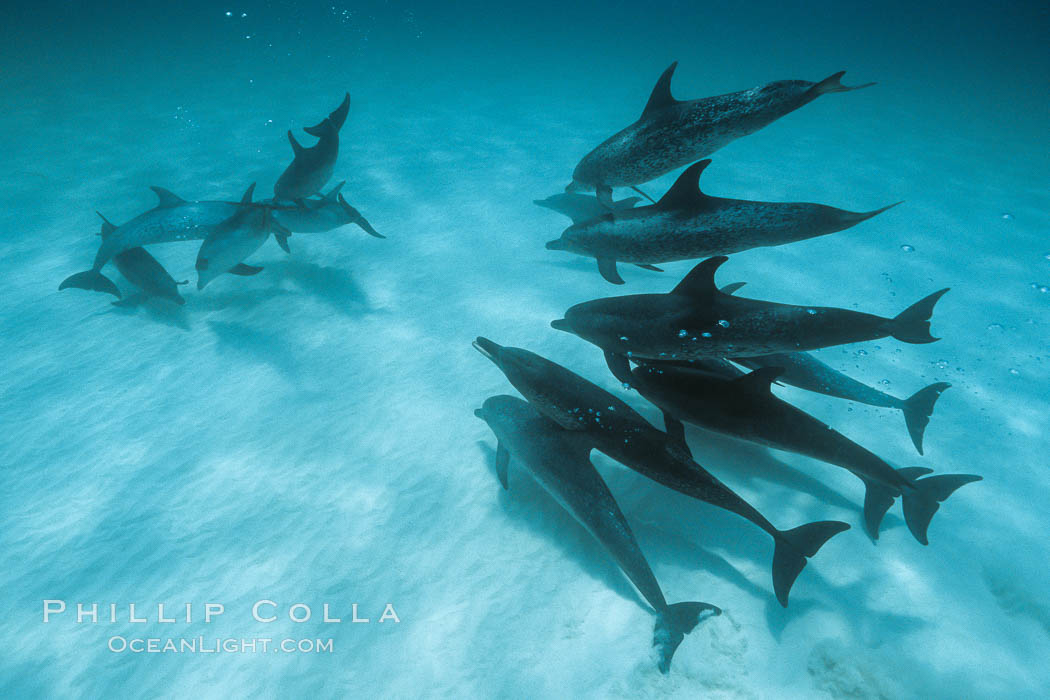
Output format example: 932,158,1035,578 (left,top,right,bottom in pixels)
150,186,187,208
657,160,714,209
323,181,346,201
287,130,304,156
641,62,679,119
734,367,784,393
96,211,118,238
240,183,256,205
671,256,728,298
